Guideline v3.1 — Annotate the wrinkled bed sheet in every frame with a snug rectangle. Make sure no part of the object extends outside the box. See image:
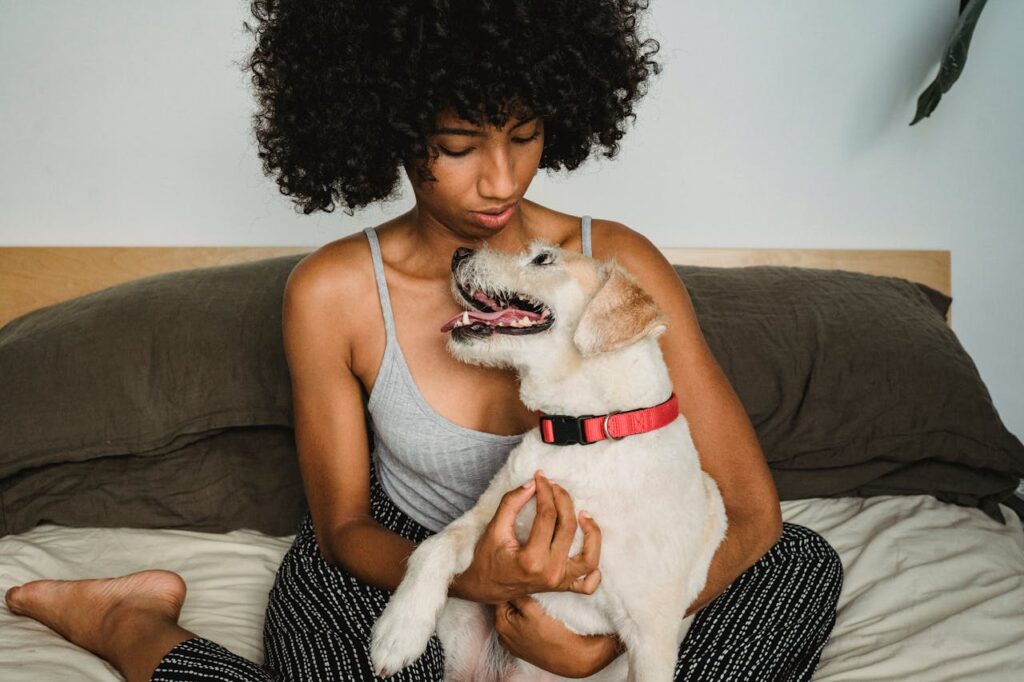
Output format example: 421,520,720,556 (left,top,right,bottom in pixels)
1,495,1022,681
